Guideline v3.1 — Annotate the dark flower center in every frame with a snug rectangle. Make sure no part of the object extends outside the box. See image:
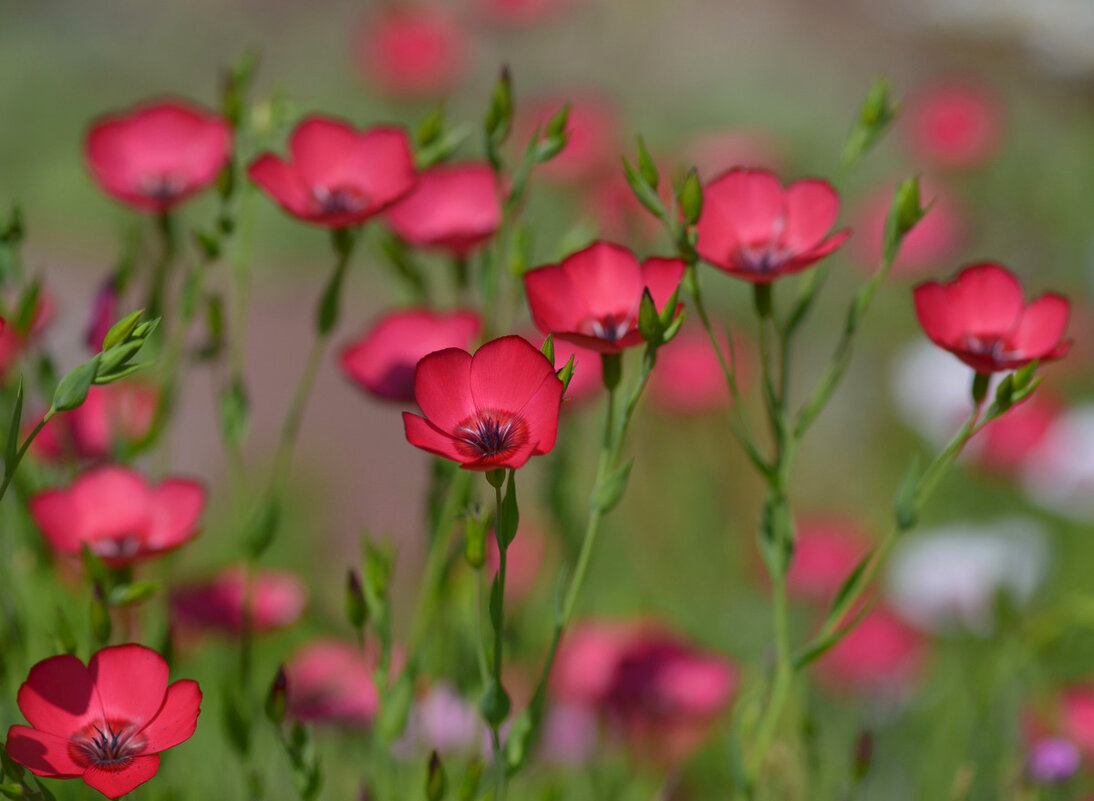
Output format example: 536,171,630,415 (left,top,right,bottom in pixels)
961,333,1017,360
453,409,529,460
90,533,143,561
136,173,186,201
312,185,369,217
732,241,791,273
69,720,146,771
580,312,632,342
